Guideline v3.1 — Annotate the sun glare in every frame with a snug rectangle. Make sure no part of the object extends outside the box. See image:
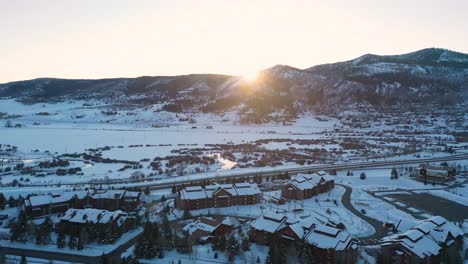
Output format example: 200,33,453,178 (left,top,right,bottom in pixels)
243,71,259,82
